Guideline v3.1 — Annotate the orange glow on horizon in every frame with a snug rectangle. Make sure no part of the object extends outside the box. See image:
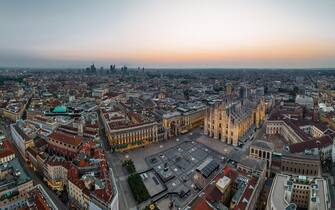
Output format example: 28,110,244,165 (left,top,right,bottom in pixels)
2,0,335,67
46,41,335,65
